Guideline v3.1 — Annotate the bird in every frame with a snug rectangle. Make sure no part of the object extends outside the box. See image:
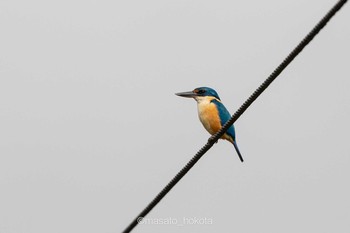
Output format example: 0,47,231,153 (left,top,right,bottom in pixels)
175,87,243,162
